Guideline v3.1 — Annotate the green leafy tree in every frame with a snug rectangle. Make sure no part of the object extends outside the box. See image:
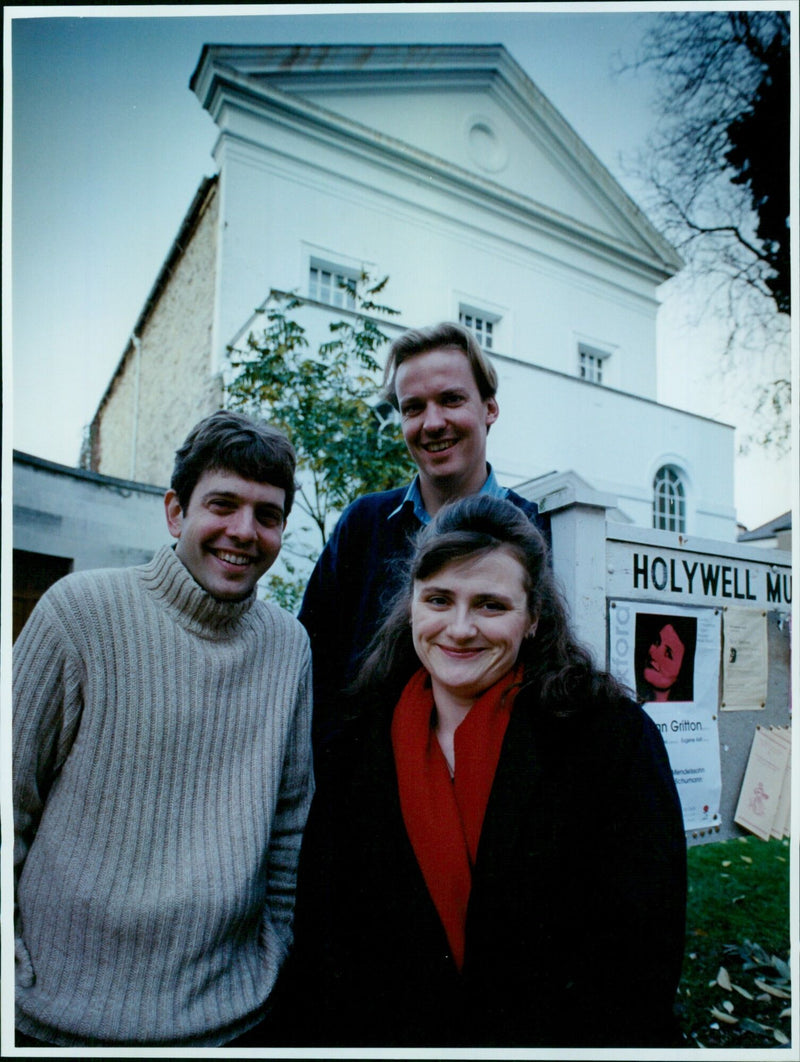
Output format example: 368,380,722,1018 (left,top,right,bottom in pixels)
619,10,790,451
226,274,415,610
